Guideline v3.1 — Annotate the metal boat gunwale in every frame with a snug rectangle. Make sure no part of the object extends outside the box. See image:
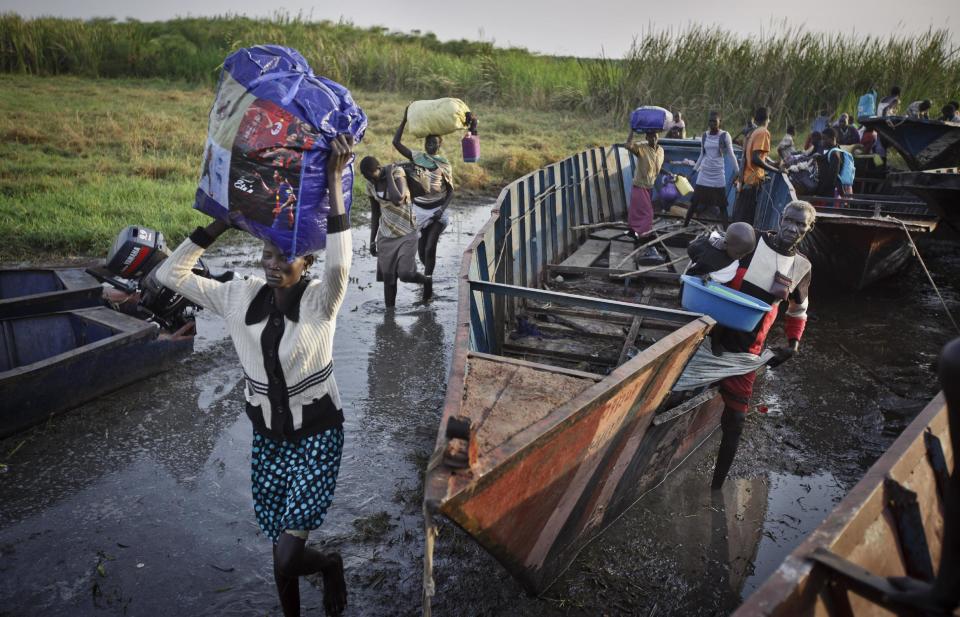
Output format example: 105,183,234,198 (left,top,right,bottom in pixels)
732,391,953,615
